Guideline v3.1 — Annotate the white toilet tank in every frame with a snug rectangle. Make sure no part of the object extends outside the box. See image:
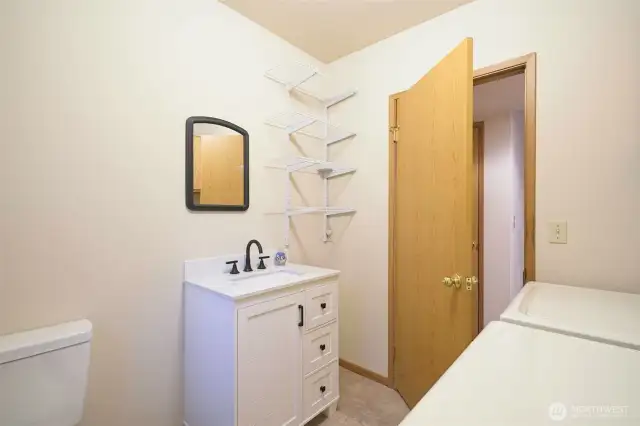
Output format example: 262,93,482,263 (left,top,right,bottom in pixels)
0,319,92,426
